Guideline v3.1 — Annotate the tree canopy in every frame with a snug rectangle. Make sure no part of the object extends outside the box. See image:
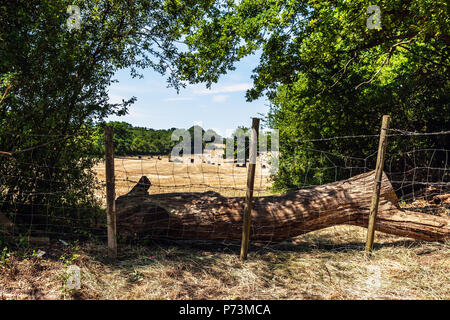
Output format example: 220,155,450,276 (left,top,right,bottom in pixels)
0,0,225,235
170,0,449,189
